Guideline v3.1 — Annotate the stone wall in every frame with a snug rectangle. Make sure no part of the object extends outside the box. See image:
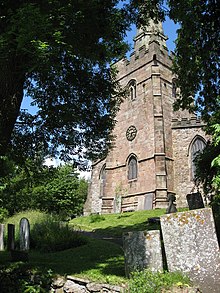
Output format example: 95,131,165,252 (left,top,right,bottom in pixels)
51,276,126,293
172,119,208,207
51,274,200,293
